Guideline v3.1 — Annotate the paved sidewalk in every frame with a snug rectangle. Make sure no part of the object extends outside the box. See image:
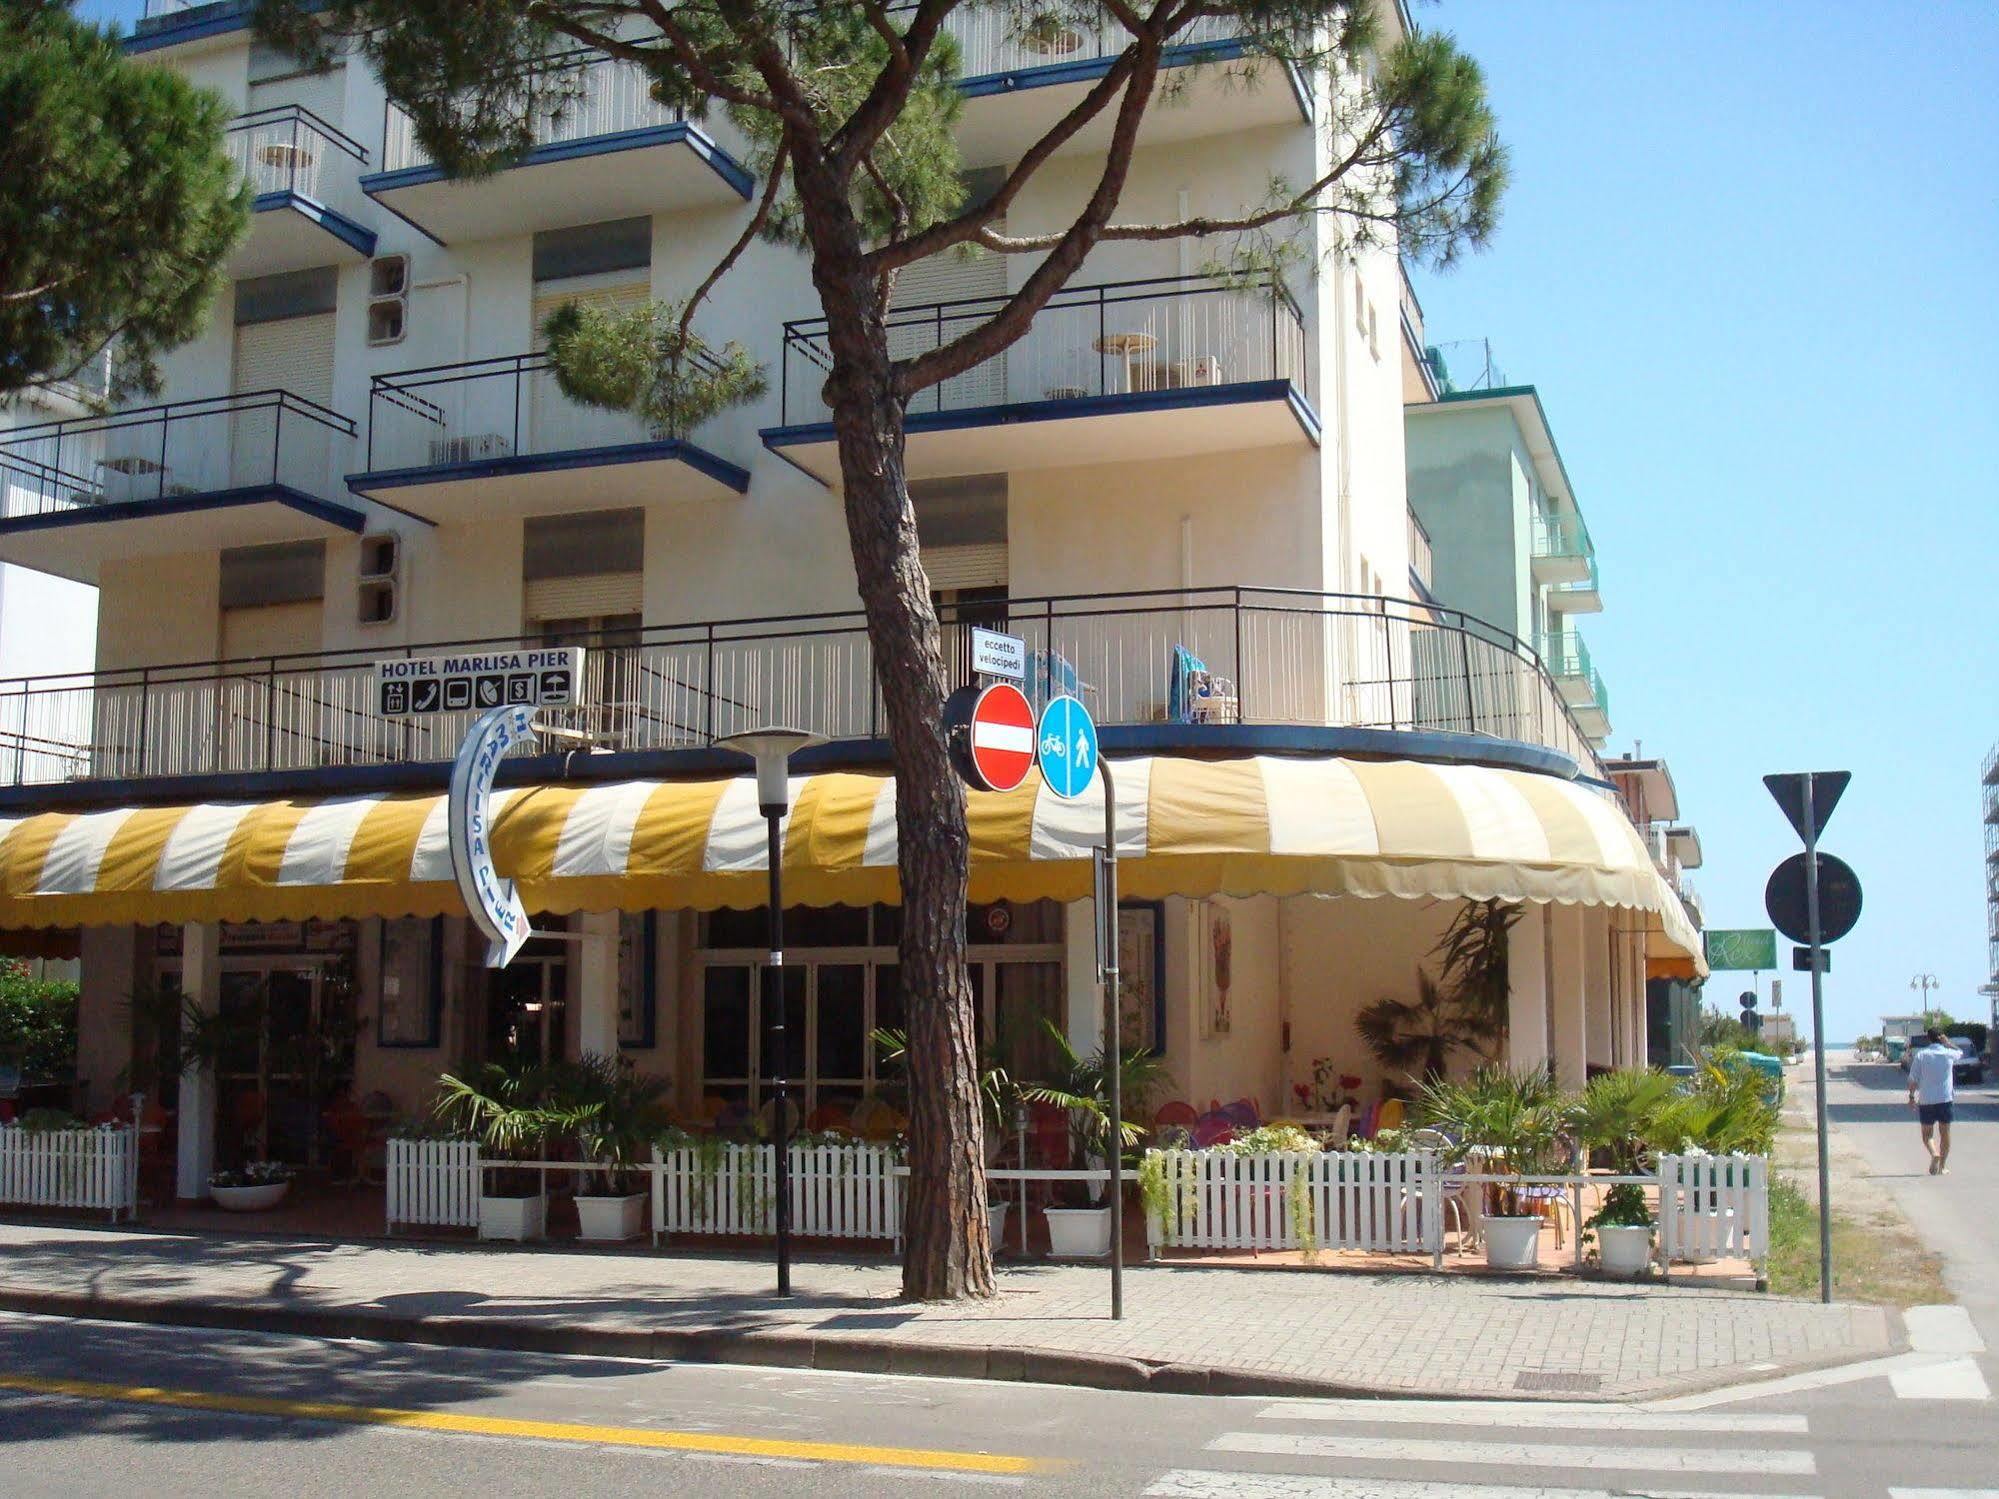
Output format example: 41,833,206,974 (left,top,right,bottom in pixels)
0,1220,1892,1401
